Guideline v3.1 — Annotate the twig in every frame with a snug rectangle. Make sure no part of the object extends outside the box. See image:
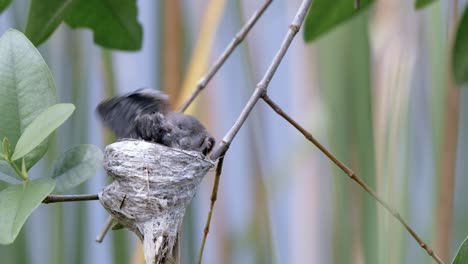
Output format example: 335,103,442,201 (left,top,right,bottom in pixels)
95,216,114,243
42,194,99,204
177,0,273,112
210,0,313,160
197,157,224,264
355,0,361,9
261,93,446,264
